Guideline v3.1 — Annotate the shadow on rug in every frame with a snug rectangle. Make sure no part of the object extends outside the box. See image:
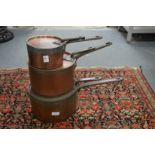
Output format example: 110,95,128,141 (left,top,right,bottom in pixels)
0,67,155,129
